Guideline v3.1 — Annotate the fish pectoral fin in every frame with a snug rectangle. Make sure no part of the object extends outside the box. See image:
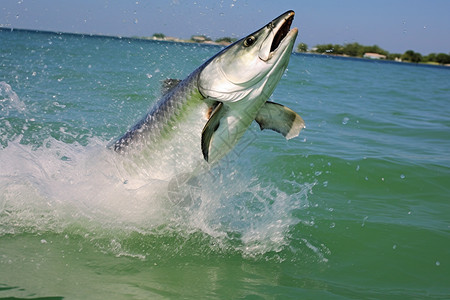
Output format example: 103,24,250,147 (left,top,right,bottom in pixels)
161,78,182,95
201,102,225,162
255,101,305,139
